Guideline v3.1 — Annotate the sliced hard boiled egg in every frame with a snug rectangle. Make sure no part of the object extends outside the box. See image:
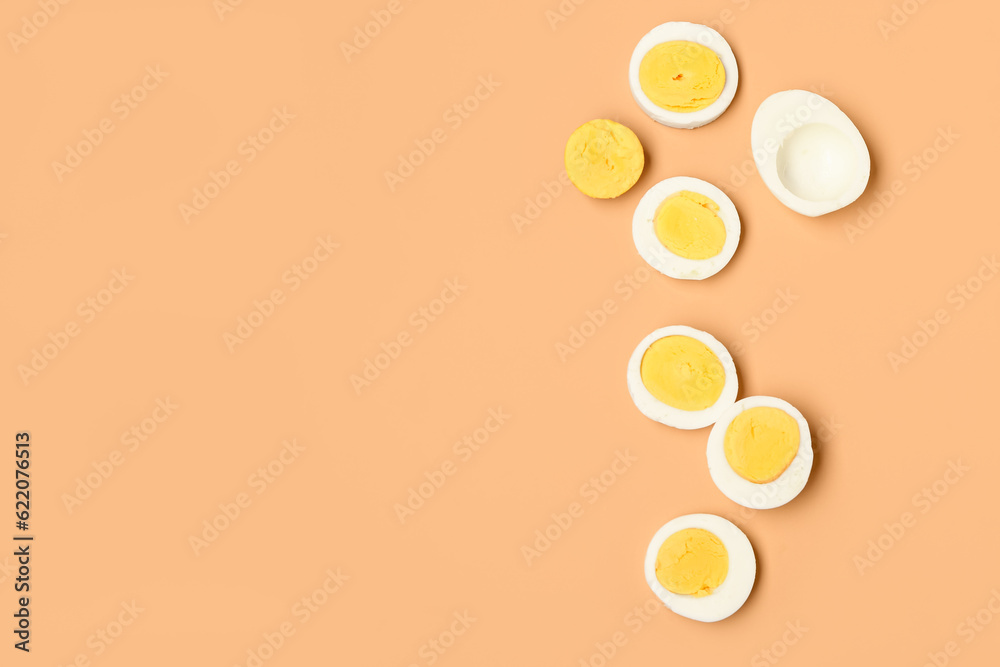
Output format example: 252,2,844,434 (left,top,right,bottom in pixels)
751,90,871,216
627,325,738,429
644,513,756,622
565,119,644,199
629,22,739,129
707,396,814,509
633,176,741,280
